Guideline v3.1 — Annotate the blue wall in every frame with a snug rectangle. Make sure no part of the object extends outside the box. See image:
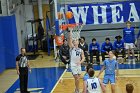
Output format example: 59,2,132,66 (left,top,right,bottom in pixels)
0,15,19,73
0,18,6,73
